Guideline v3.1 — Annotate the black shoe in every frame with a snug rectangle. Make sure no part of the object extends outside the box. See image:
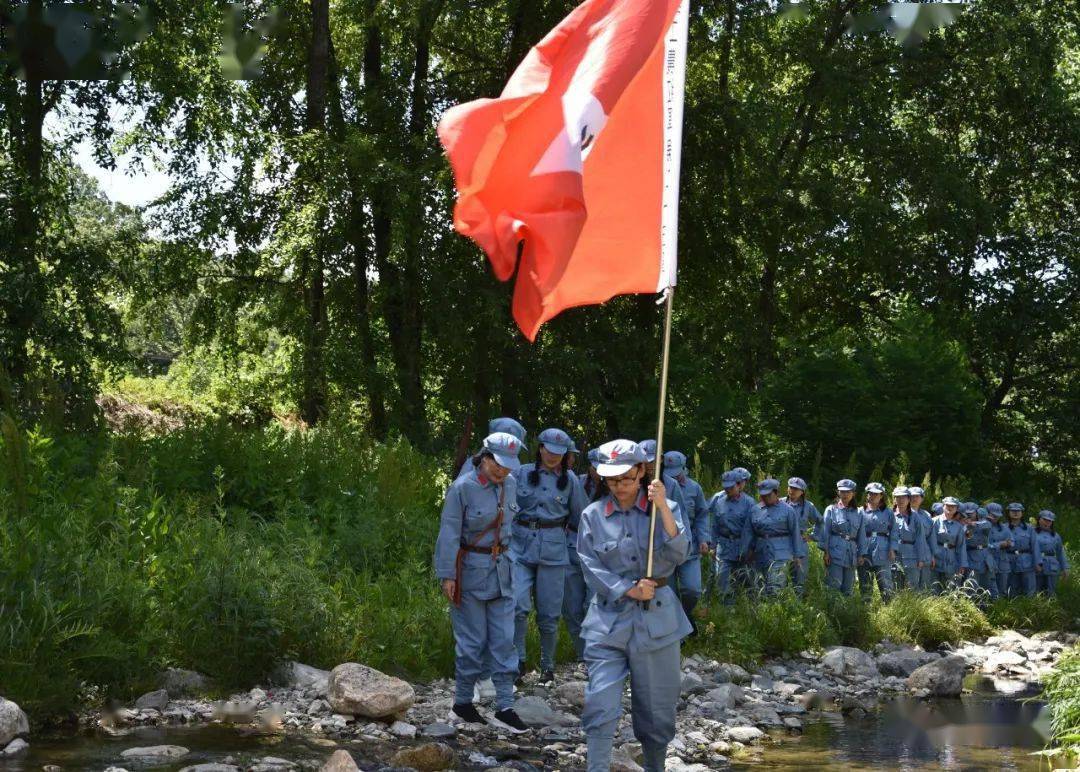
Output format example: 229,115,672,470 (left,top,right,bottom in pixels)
448,702,488,725
538,669,555,685
490,708,529,734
